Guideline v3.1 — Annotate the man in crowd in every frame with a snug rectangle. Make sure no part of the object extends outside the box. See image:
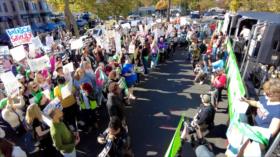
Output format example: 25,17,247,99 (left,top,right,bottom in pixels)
181,94,215,141
49,108,79,157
